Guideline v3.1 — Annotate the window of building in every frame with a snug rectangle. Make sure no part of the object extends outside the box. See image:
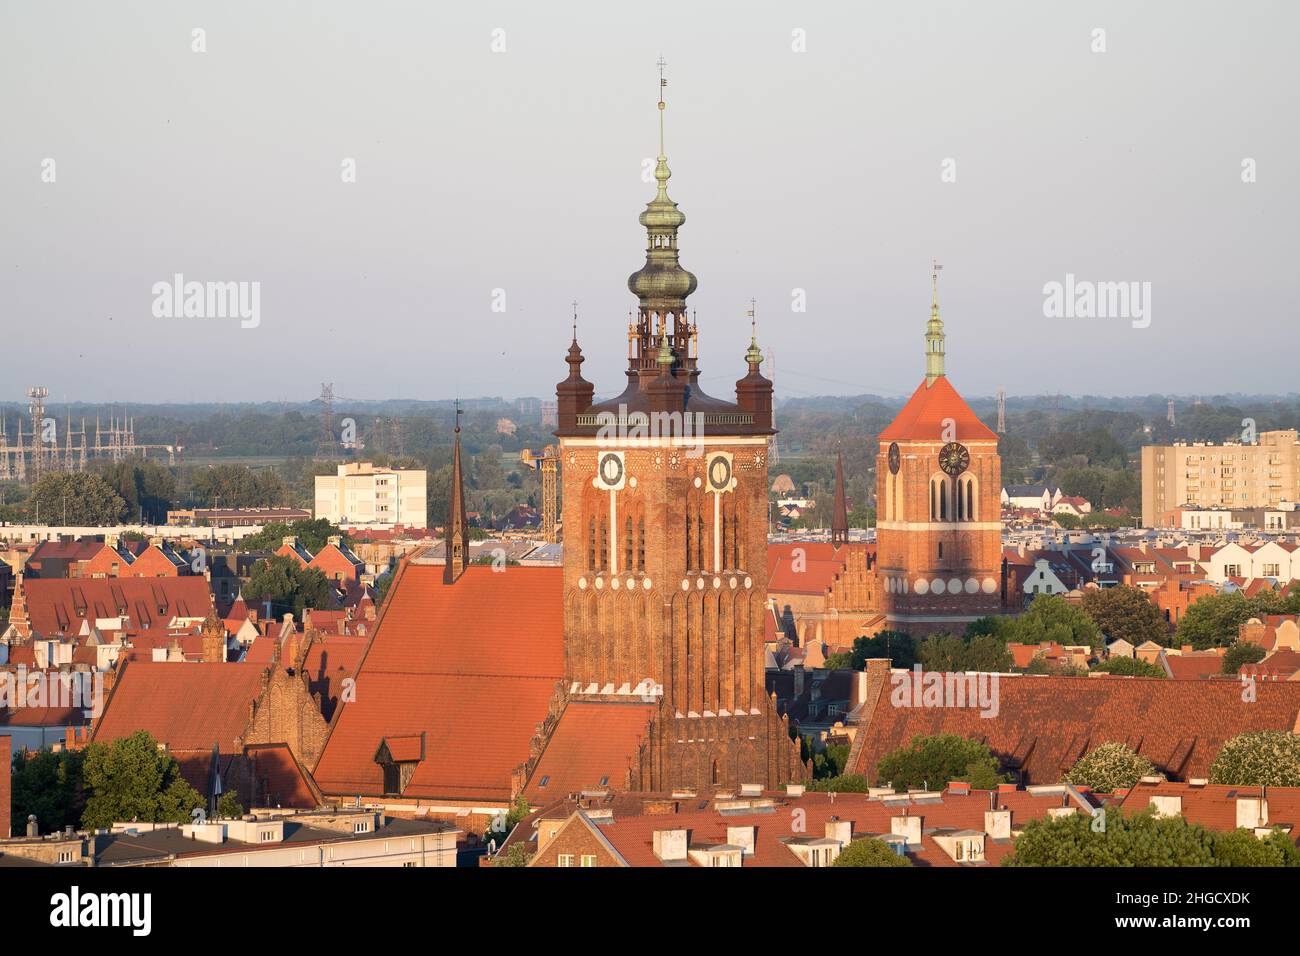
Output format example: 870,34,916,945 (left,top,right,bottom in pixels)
558,854,574,867
580,855,597,867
